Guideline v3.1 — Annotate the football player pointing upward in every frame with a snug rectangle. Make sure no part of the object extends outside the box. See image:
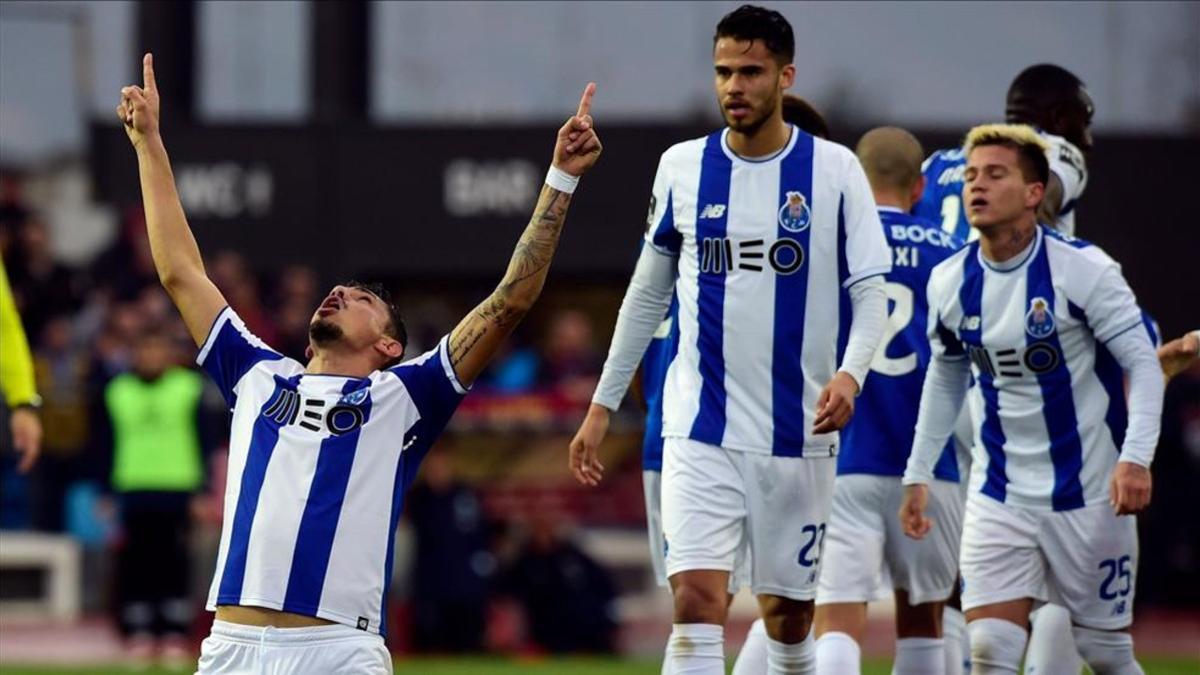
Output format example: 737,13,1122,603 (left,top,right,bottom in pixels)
119,53,601,674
